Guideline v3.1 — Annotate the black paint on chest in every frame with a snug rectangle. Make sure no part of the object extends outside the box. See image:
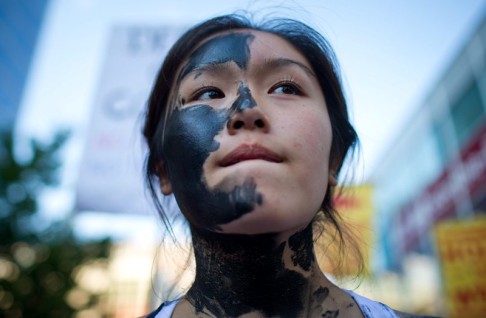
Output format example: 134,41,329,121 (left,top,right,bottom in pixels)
322,309,340,317
313,286,330,303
